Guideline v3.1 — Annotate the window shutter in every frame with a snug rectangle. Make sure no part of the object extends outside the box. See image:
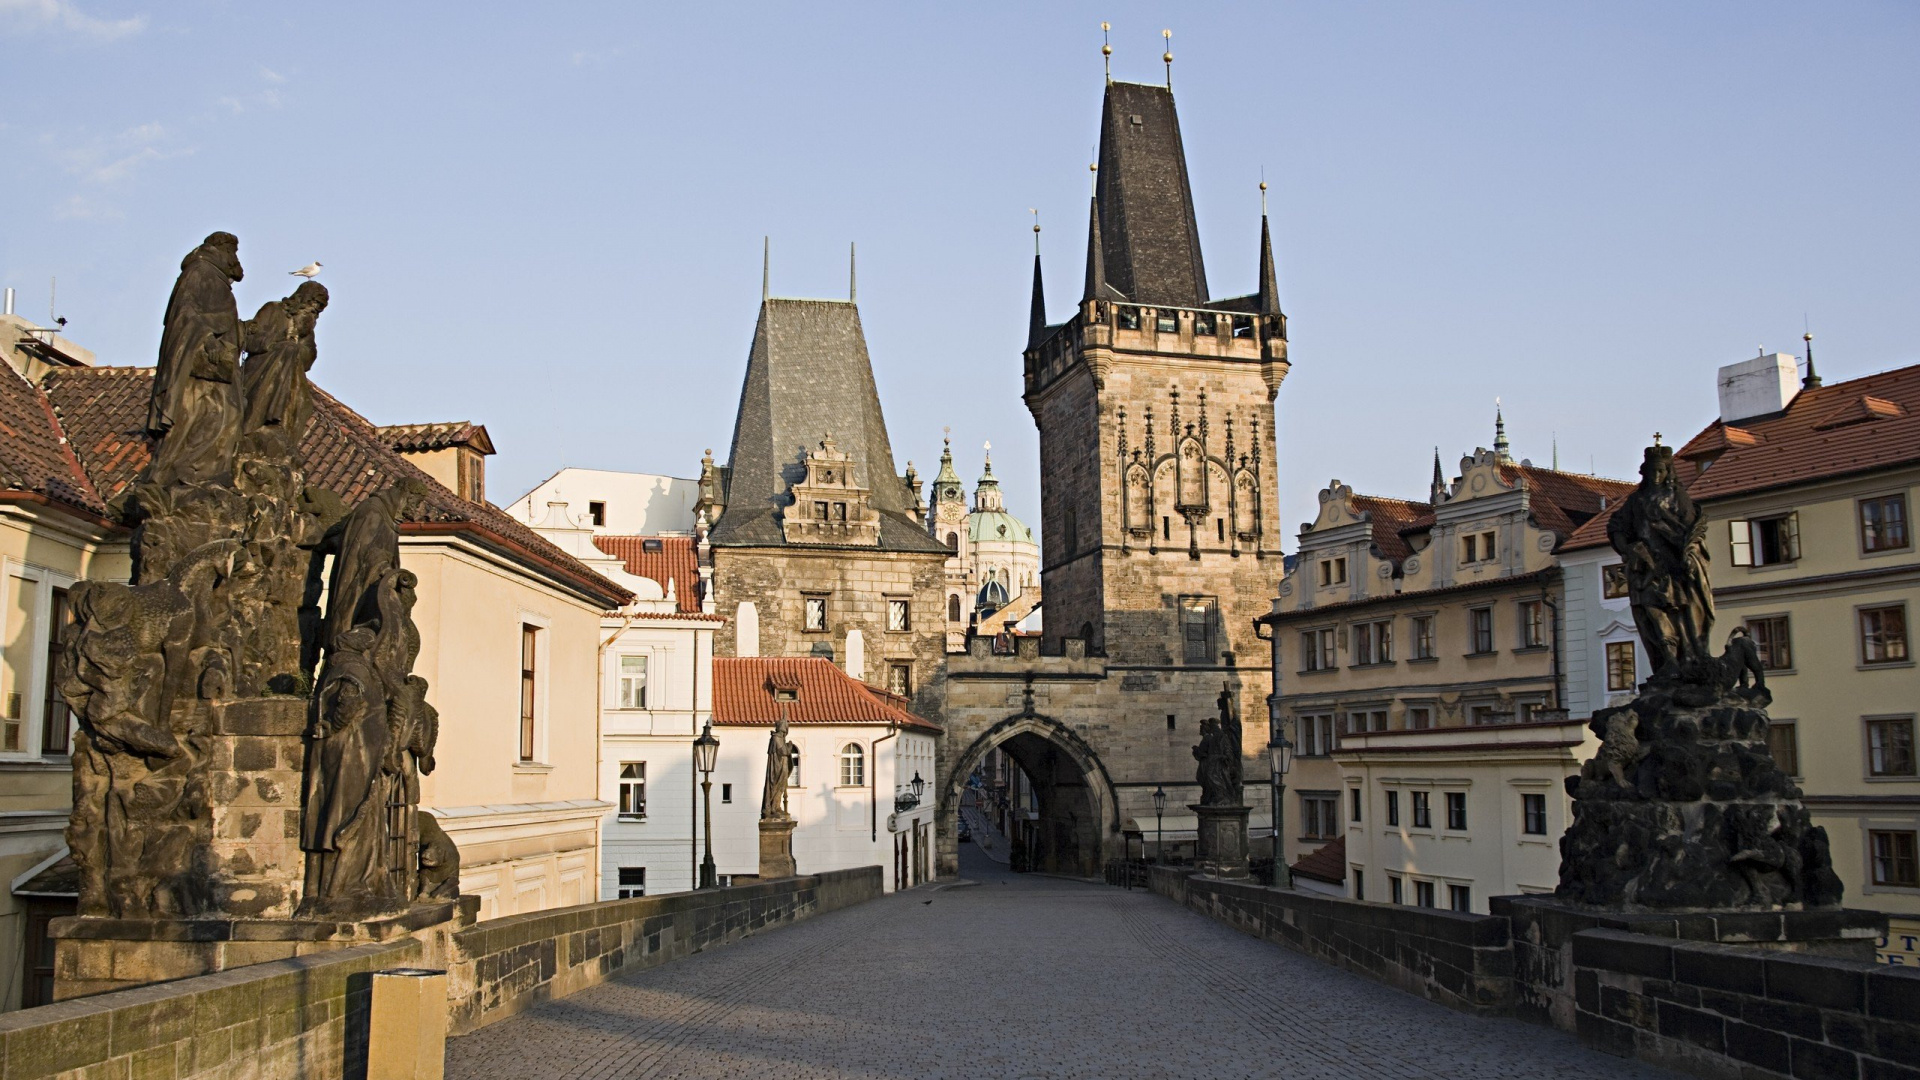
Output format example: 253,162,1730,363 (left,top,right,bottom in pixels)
1785,512,1801,561
1729,520,1753,566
